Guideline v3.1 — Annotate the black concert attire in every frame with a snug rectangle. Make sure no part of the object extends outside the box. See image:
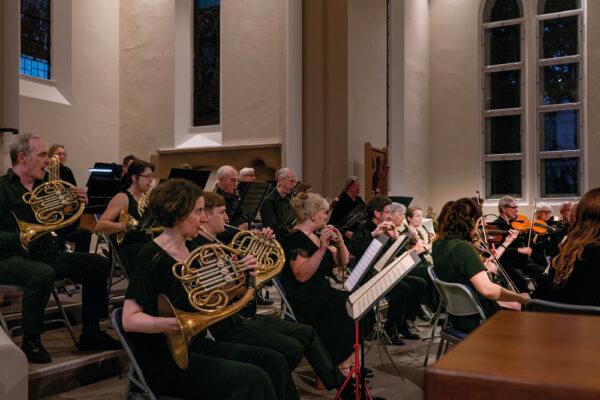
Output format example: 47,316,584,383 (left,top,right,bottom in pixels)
281,230,354,365
59,164,76,186
55,164,92,253
349,220,427,338
529,219,559,267
126,241,295,400
0,169,112,346
491,216,546,292
536,244,600,307
187,234,345,391
214,186,242,243
260,188,293,240
112,190,151,277
329,192,365,236
432,238,498,333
